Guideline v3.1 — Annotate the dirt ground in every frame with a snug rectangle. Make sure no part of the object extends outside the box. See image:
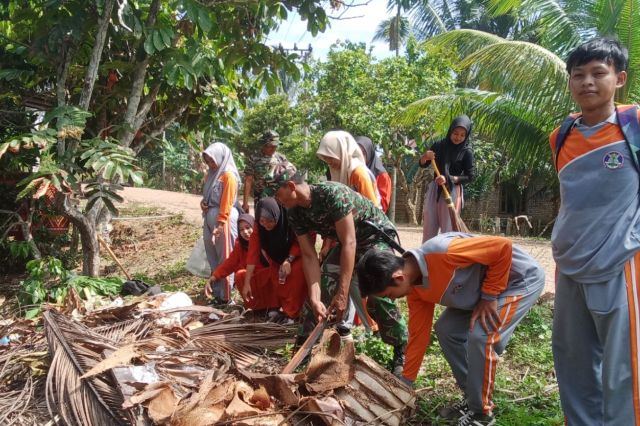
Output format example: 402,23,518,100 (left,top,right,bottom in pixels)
118,187,556,295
